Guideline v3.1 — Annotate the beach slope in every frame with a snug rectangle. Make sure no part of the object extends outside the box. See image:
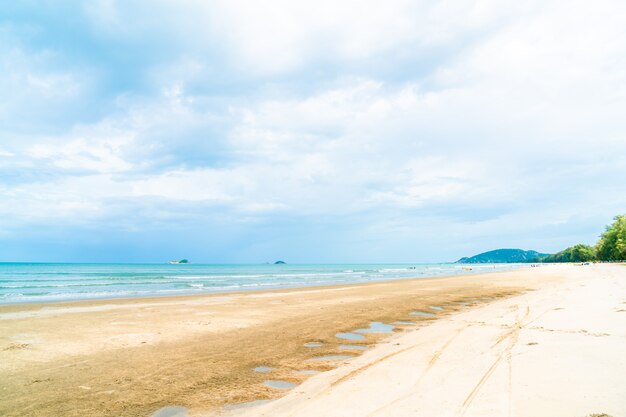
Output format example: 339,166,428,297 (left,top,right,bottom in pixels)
1,265,624,417
222,264,626,417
